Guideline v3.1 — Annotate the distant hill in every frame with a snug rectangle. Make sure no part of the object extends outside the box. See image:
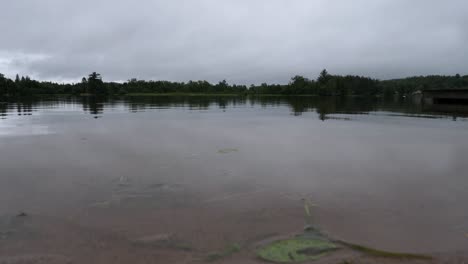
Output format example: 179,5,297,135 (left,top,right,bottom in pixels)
381,75,468,95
